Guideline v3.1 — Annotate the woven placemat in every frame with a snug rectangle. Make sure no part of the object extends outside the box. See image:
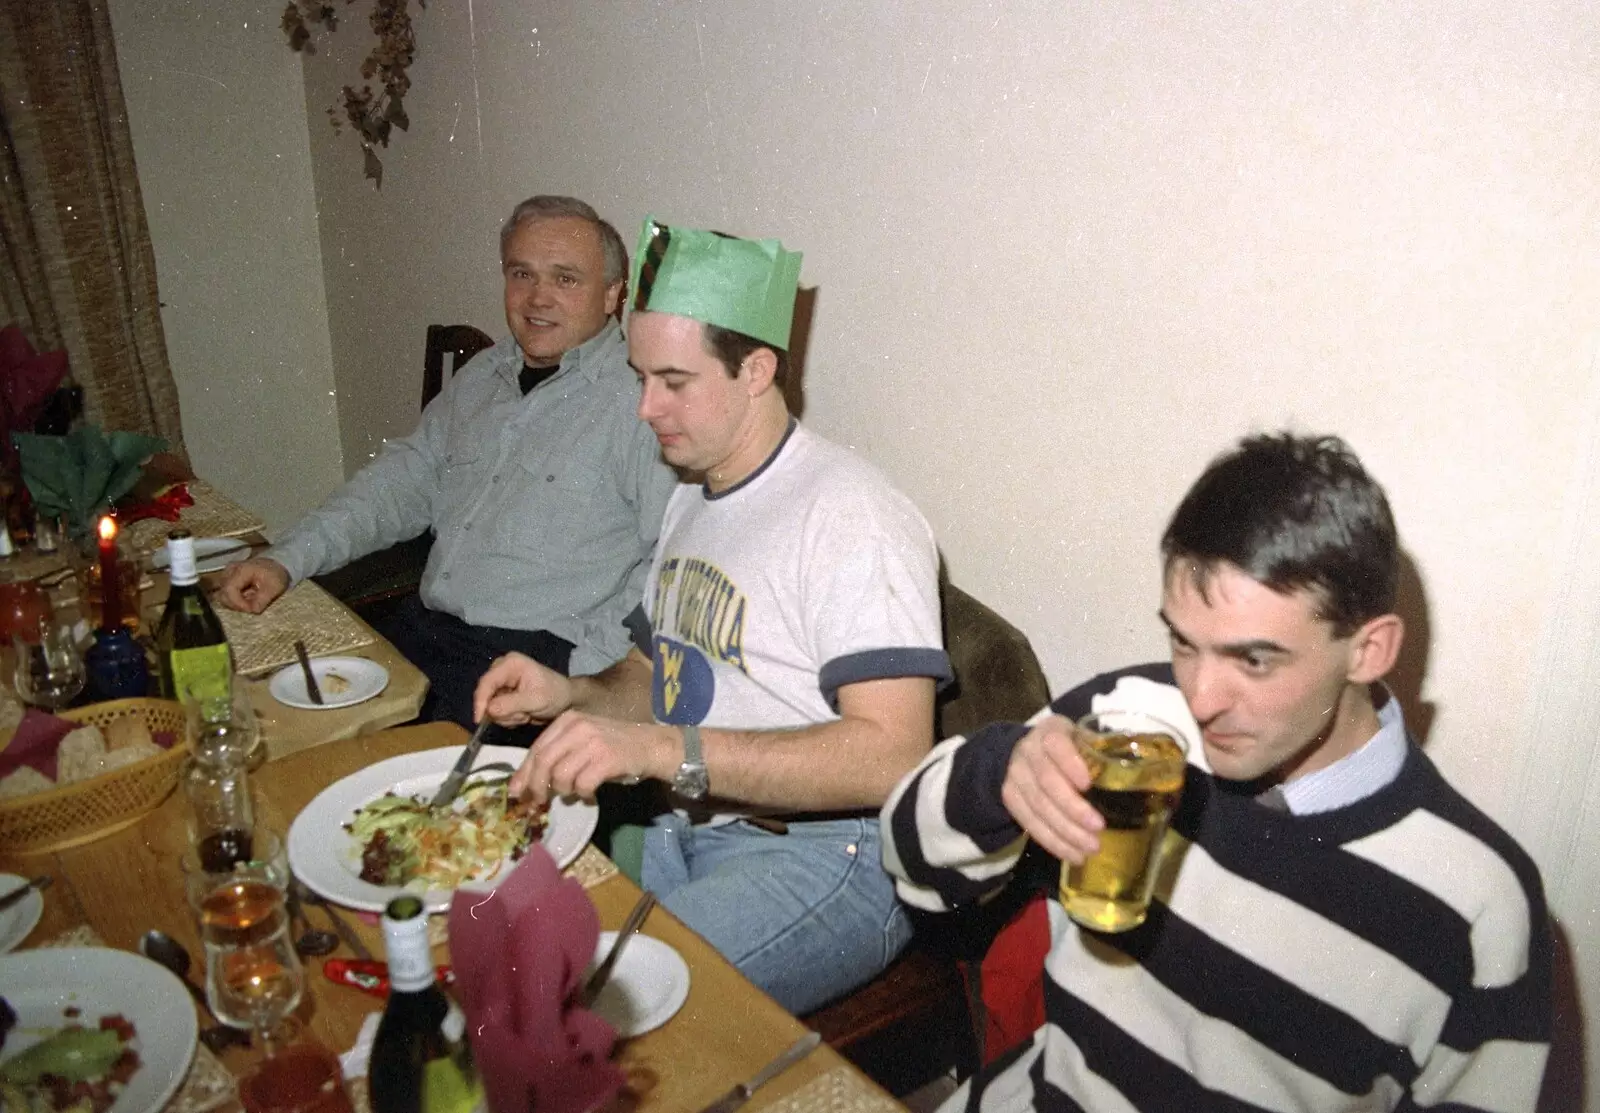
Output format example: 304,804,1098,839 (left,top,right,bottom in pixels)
217,579,375,675
123,479,266,556
42,926,239,1113
757,1067,906,1113
423,845,620,947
